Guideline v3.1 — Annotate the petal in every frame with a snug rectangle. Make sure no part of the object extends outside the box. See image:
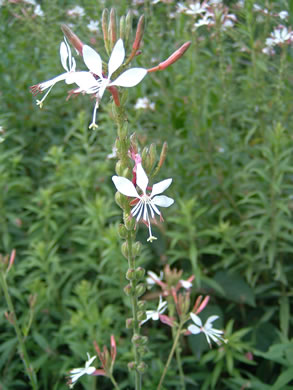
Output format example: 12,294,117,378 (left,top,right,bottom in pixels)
151,178,172,197
152,312,159,321
110,68,147,88
108,39,125,78
85,366,96,375
152,195,174,208
65,71,99,92
112,176,139,198
38,73,68,91
85,355,96,368
82,45,103,77
136,163,148,194
187,324,201,335
205,315,219,328
190,313,203,327
60,41,69,71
